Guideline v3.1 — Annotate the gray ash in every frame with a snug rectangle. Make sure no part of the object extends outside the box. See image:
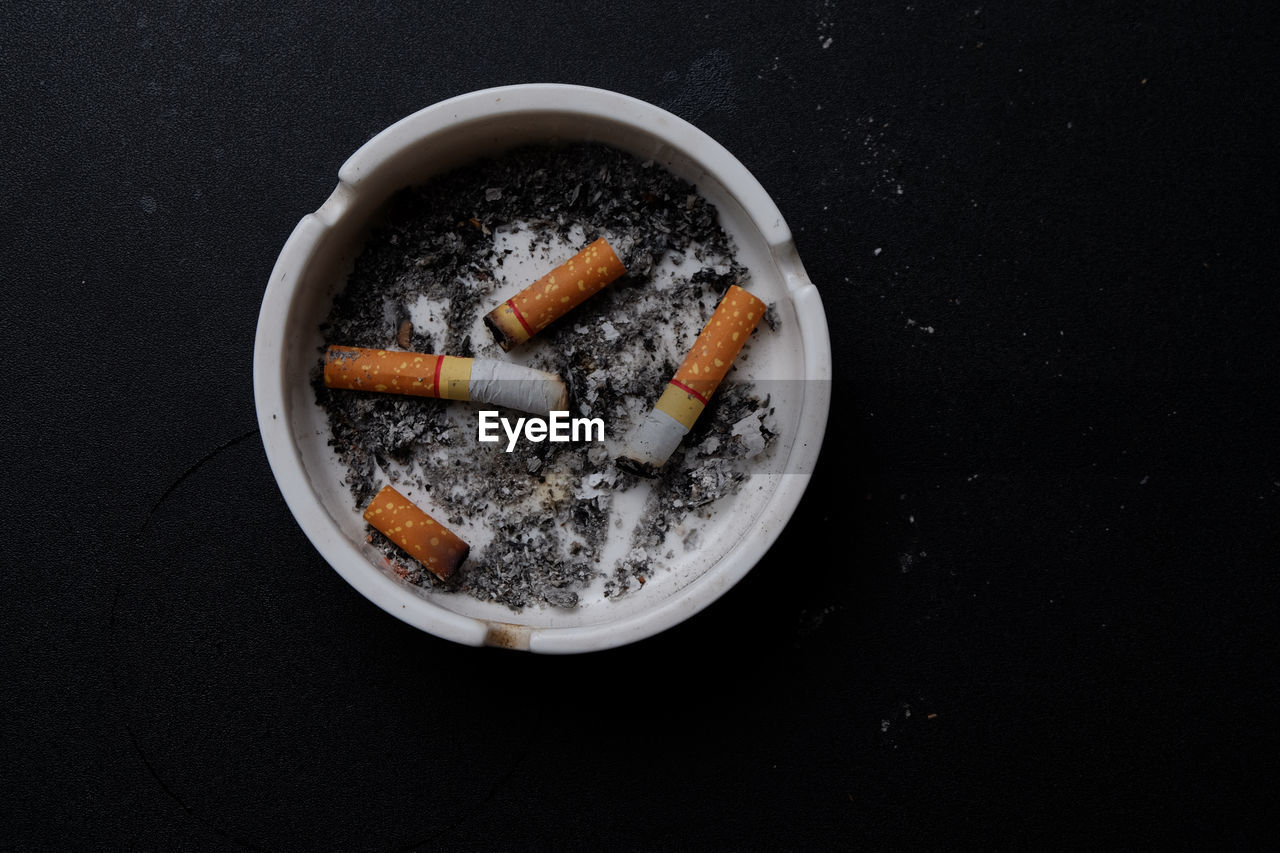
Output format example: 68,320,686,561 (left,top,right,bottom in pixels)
460,516,595,610
604,382,778,597
316,142,777,611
